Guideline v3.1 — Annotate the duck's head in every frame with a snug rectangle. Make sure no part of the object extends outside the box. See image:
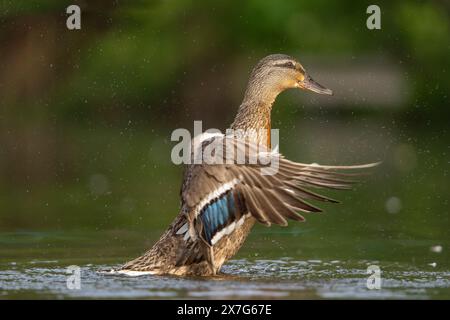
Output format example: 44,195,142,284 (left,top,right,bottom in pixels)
244,54,332,103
